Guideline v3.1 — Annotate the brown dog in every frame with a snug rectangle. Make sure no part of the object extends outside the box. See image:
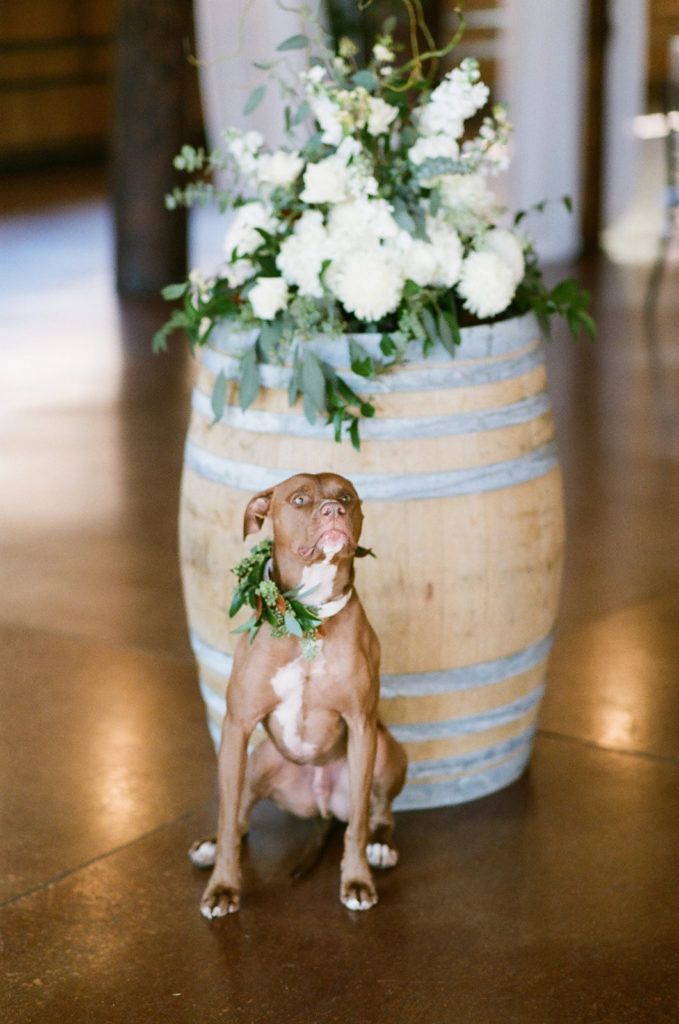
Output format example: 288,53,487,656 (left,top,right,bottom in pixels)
192,472,407,916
